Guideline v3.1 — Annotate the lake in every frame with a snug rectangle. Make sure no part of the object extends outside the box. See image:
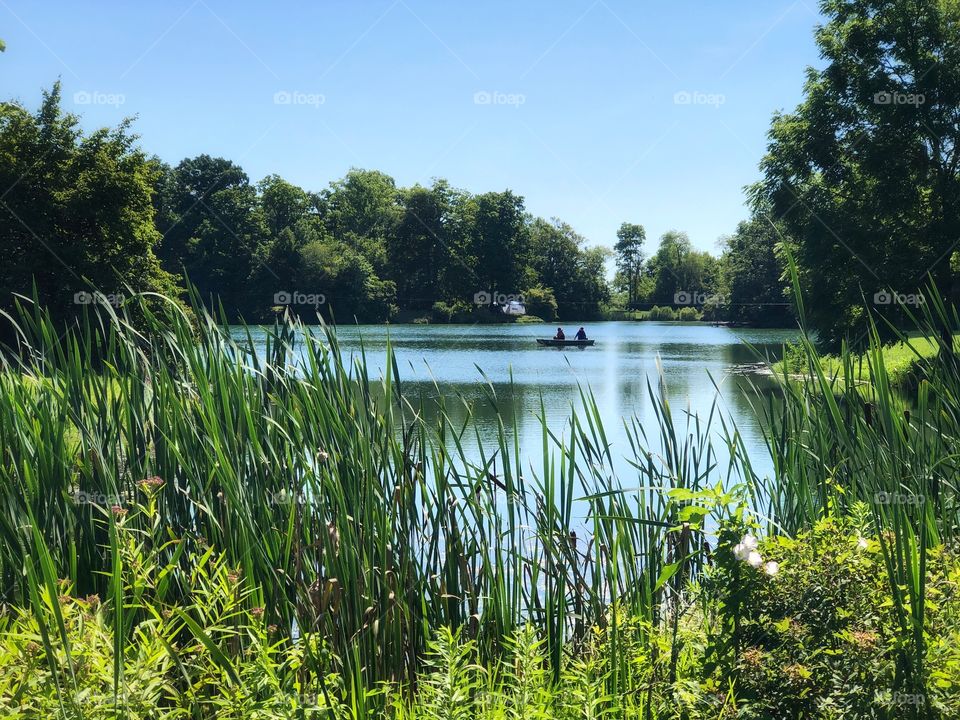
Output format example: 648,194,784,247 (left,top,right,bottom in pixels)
231,321,800,483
